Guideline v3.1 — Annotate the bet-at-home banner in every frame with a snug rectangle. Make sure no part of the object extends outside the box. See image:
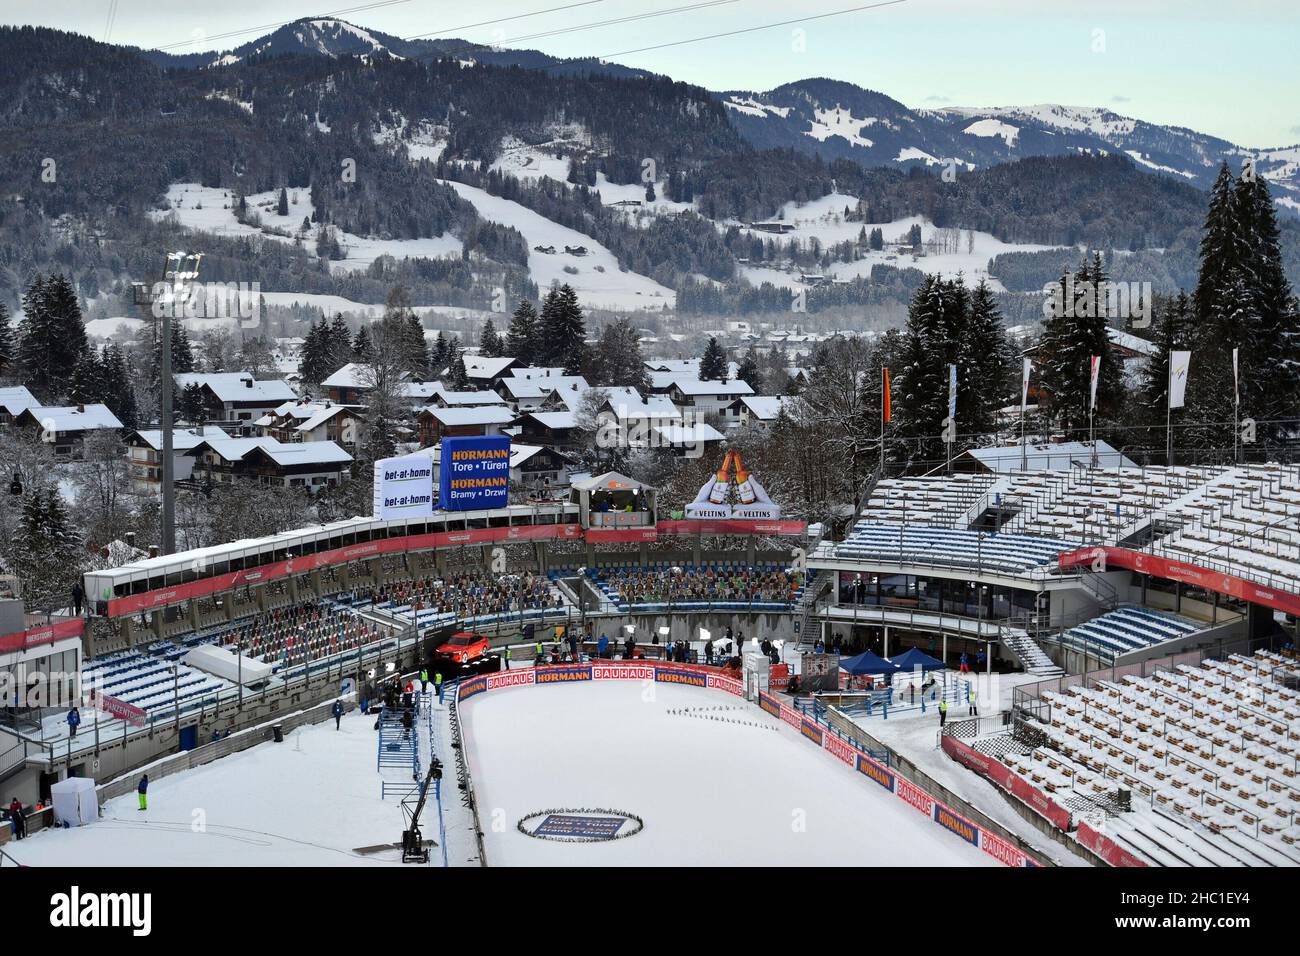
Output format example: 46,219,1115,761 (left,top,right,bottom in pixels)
372,453,435,519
